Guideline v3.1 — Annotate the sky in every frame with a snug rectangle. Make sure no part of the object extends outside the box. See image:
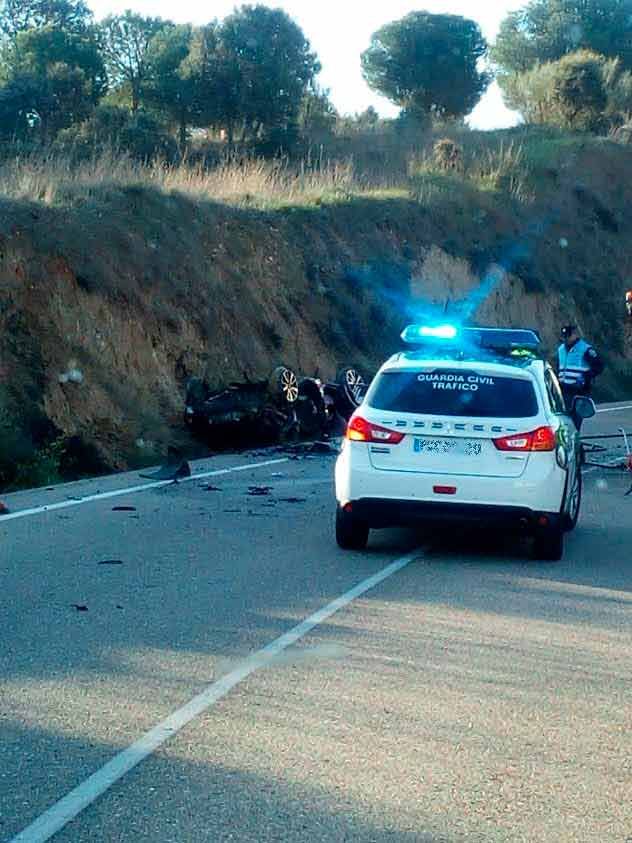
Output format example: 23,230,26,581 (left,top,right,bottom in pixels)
87,0,527,130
